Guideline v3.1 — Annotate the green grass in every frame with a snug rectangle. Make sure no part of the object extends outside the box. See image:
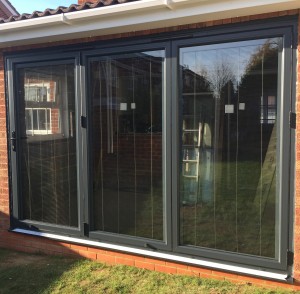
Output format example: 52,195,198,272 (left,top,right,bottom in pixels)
180,159,277,257
0,248,295,294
